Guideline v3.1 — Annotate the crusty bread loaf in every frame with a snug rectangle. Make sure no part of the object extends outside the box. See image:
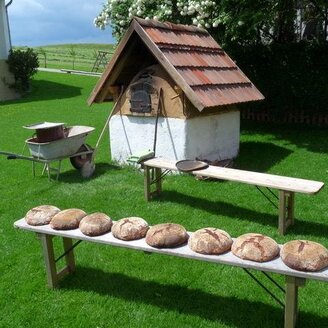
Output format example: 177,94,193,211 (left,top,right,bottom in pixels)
281,240,328,272
50,208,86,230
25,205,61,226
79,212,112,236
112,217,149,241
231,233,279,262
145,223,188,248
188,227,233,255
